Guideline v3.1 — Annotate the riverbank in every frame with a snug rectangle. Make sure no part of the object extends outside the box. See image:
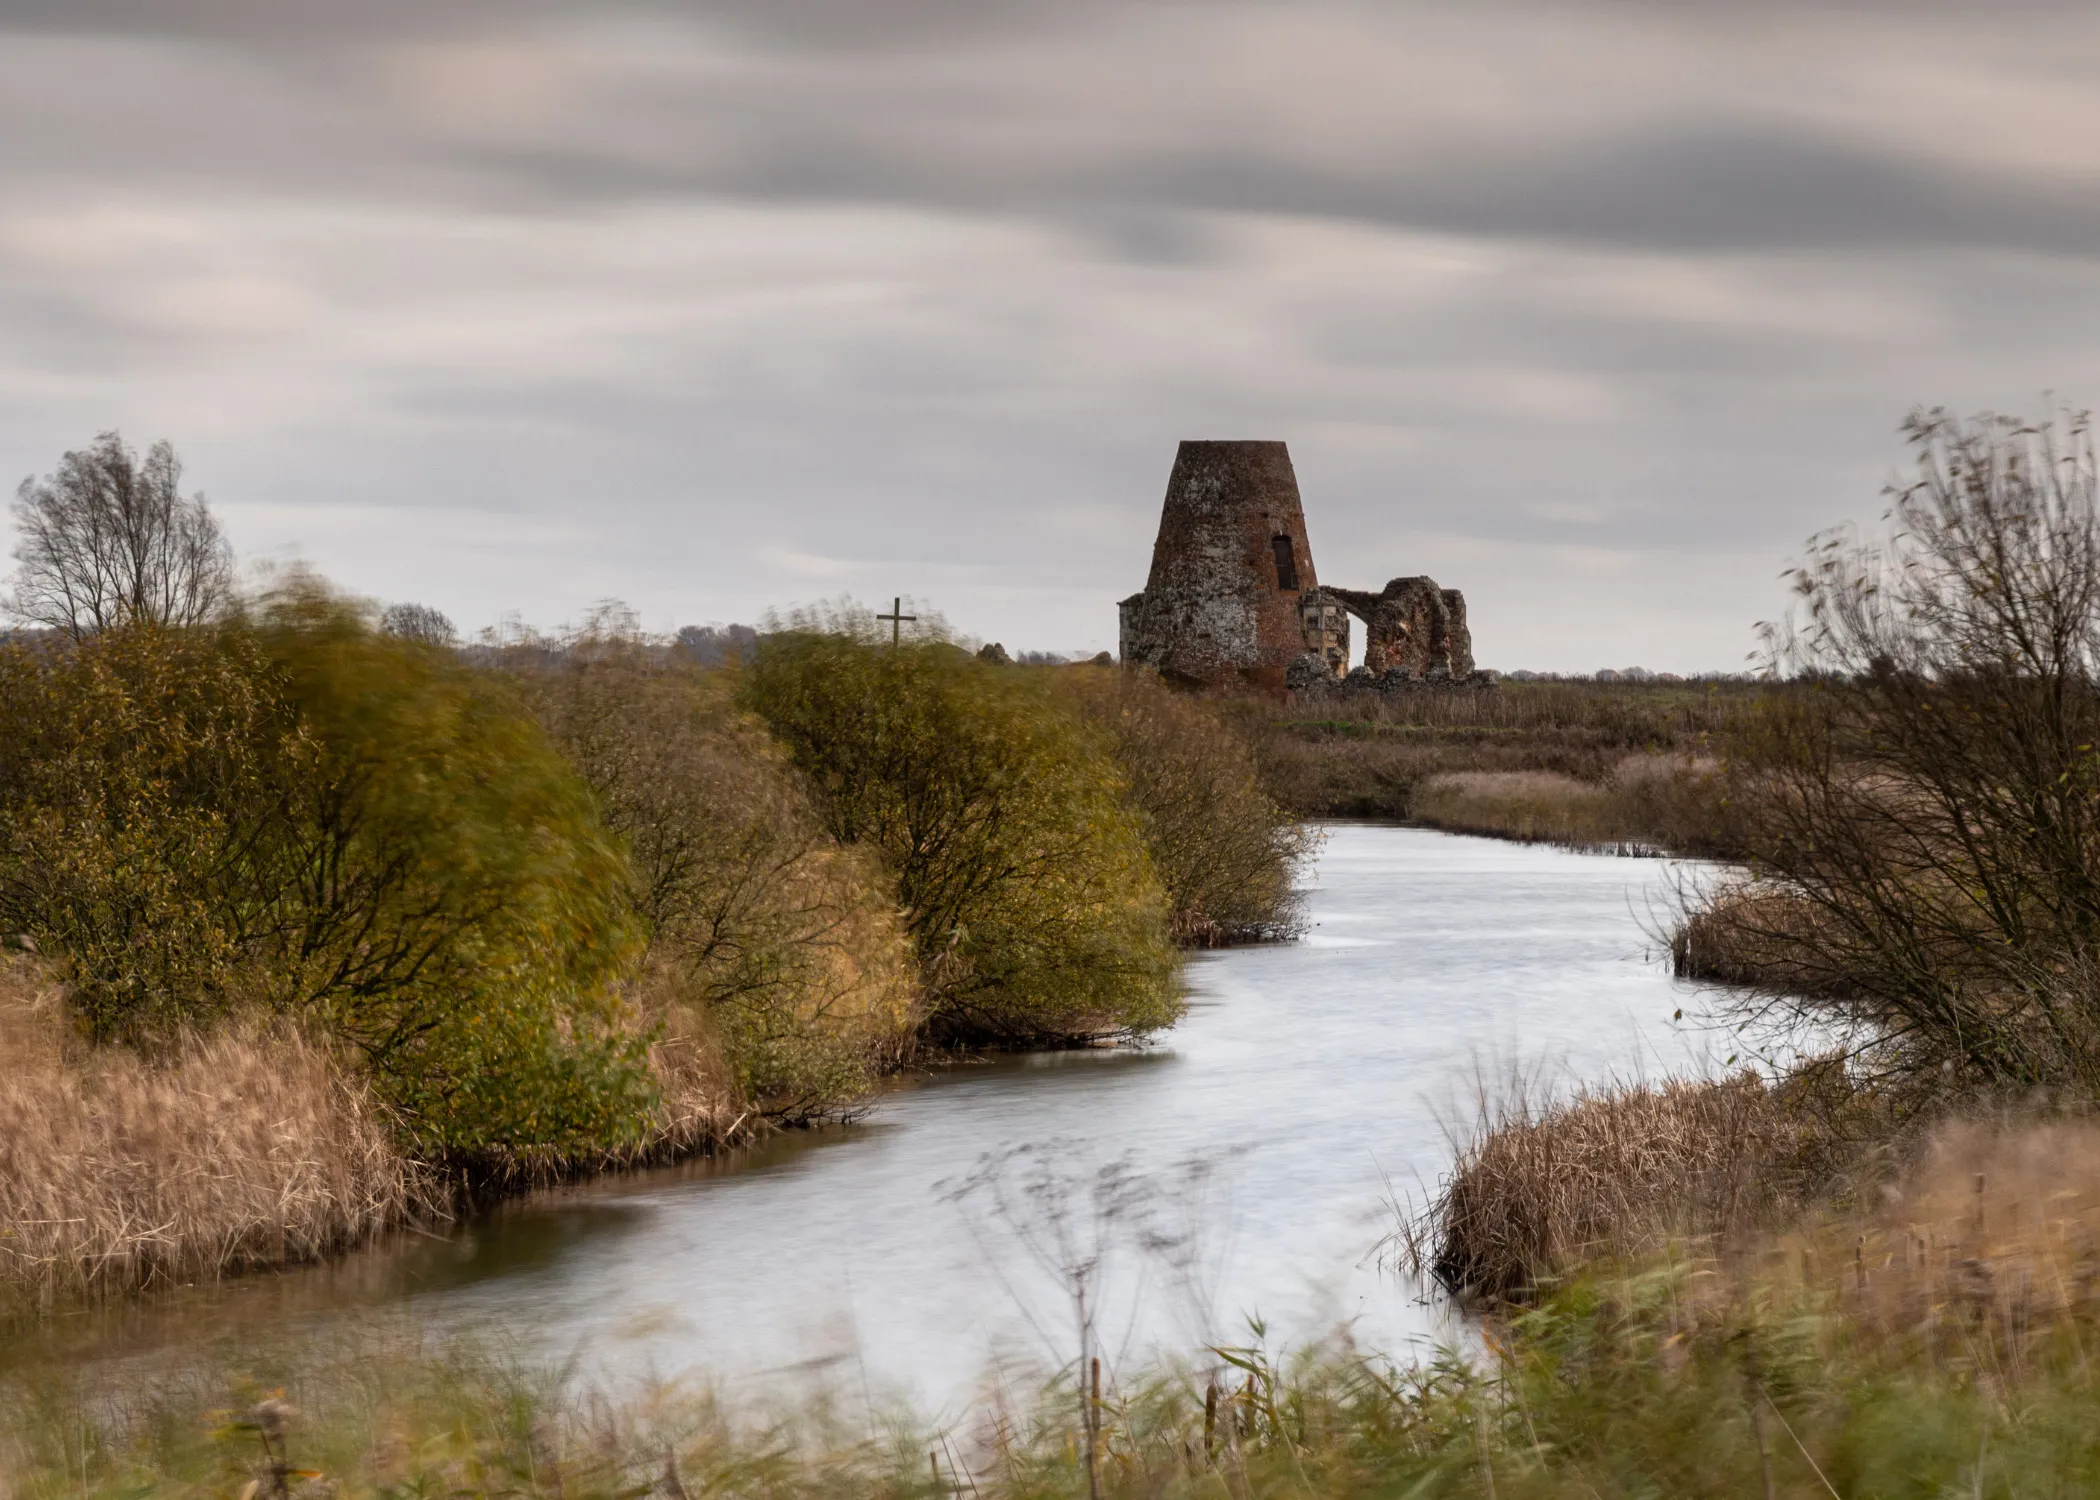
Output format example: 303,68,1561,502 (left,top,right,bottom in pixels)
0,826,1693,1402
0,950,776,1311
12,1111,2098,1498
0,954,439,1309
0,602,1309,1308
